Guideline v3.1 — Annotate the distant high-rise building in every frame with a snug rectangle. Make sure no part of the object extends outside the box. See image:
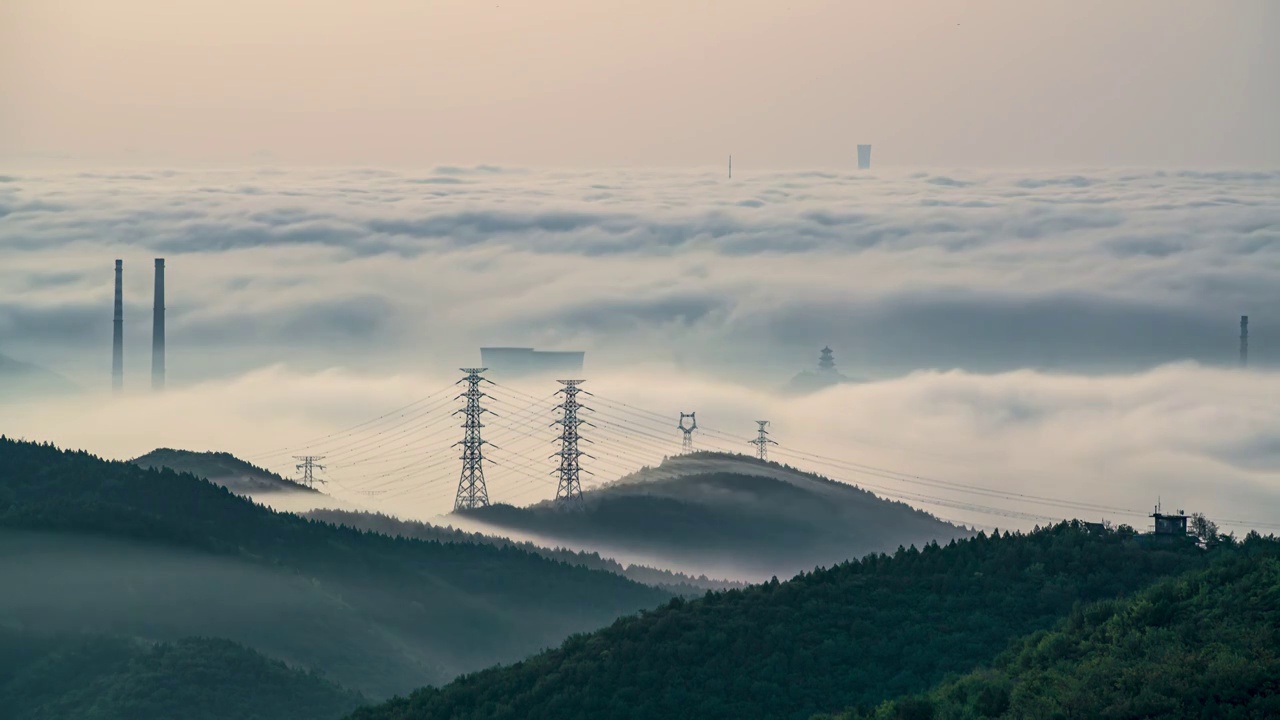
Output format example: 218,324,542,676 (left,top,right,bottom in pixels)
857,144,872,170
